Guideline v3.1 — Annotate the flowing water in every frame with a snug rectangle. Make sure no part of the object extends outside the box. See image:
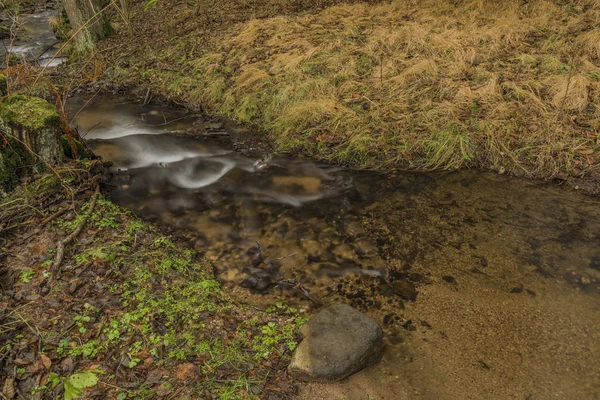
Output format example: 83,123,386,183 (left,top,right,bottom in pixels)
68,94,600,399
1,10,66,67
